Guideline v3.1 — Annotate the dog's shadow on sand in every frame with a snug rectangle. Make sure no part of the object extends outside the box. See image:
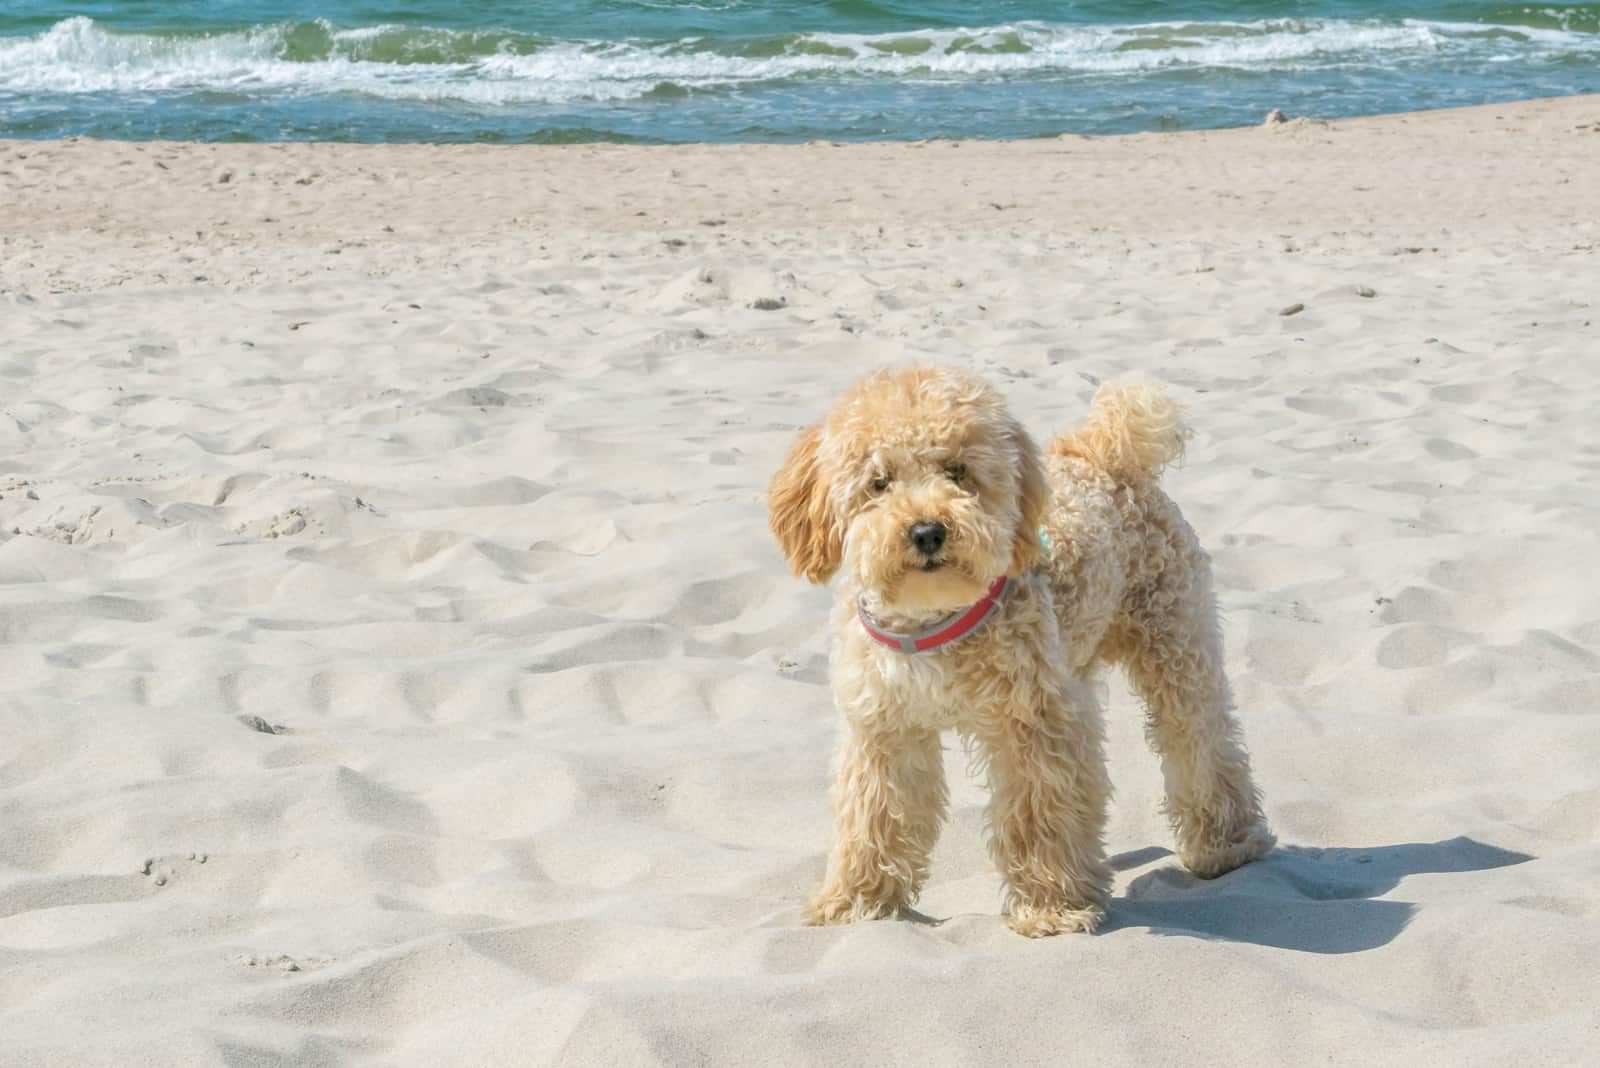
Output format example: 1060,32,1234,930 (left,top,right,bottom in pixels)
1101,836,1532,954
